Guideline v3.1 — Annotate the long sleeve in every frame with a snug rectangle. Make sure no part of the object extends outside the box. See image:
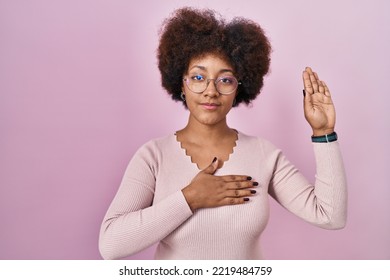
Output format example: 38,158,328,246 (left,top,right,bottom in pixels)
98,142,193,260
99,133,347,260
268,141,347,229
